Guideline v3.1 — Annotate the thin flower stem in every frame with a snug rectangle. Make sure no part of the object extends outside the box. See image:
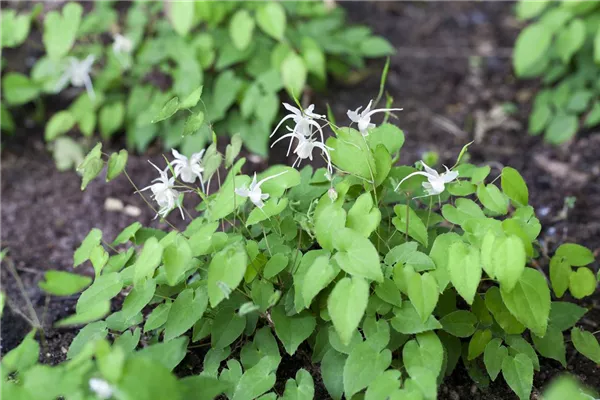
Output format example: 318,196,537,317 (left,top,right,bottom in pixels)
5,257,41,328
405,197,410,242
425,196,433,228
102,239,119,254
263,226,273,257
